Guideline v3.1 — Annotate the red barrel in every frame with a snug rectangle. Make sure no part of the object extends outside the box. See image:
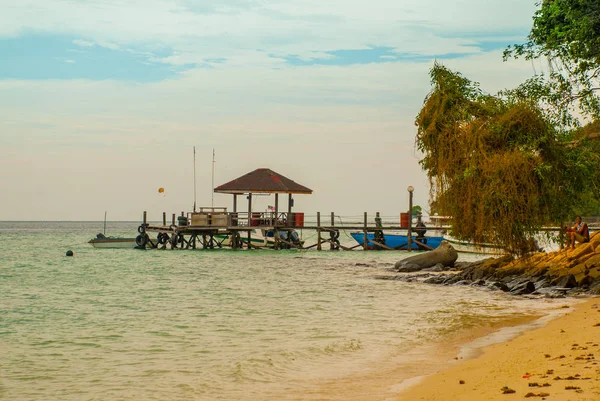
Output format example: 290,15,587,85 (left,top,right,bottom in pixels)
251,212,261,226
294,212,305,227
400,212,409,228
